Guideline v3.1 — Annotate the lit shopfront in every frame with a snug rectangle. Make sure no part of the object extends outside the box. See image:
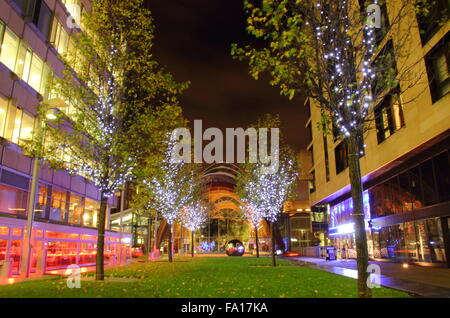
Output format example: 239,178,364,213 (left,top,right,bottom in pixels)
327,149,450,266
0,216,132,275
328,190,371,259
